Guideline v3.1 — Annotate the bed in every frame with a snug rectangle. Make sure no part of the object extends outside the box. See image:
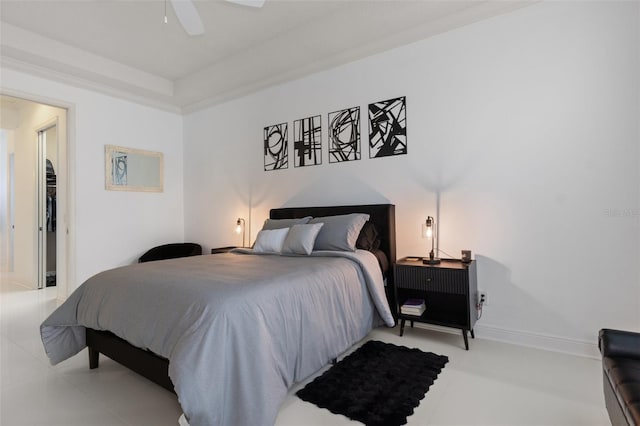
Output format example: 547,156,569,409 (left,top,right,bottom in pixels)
40,204,396,426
